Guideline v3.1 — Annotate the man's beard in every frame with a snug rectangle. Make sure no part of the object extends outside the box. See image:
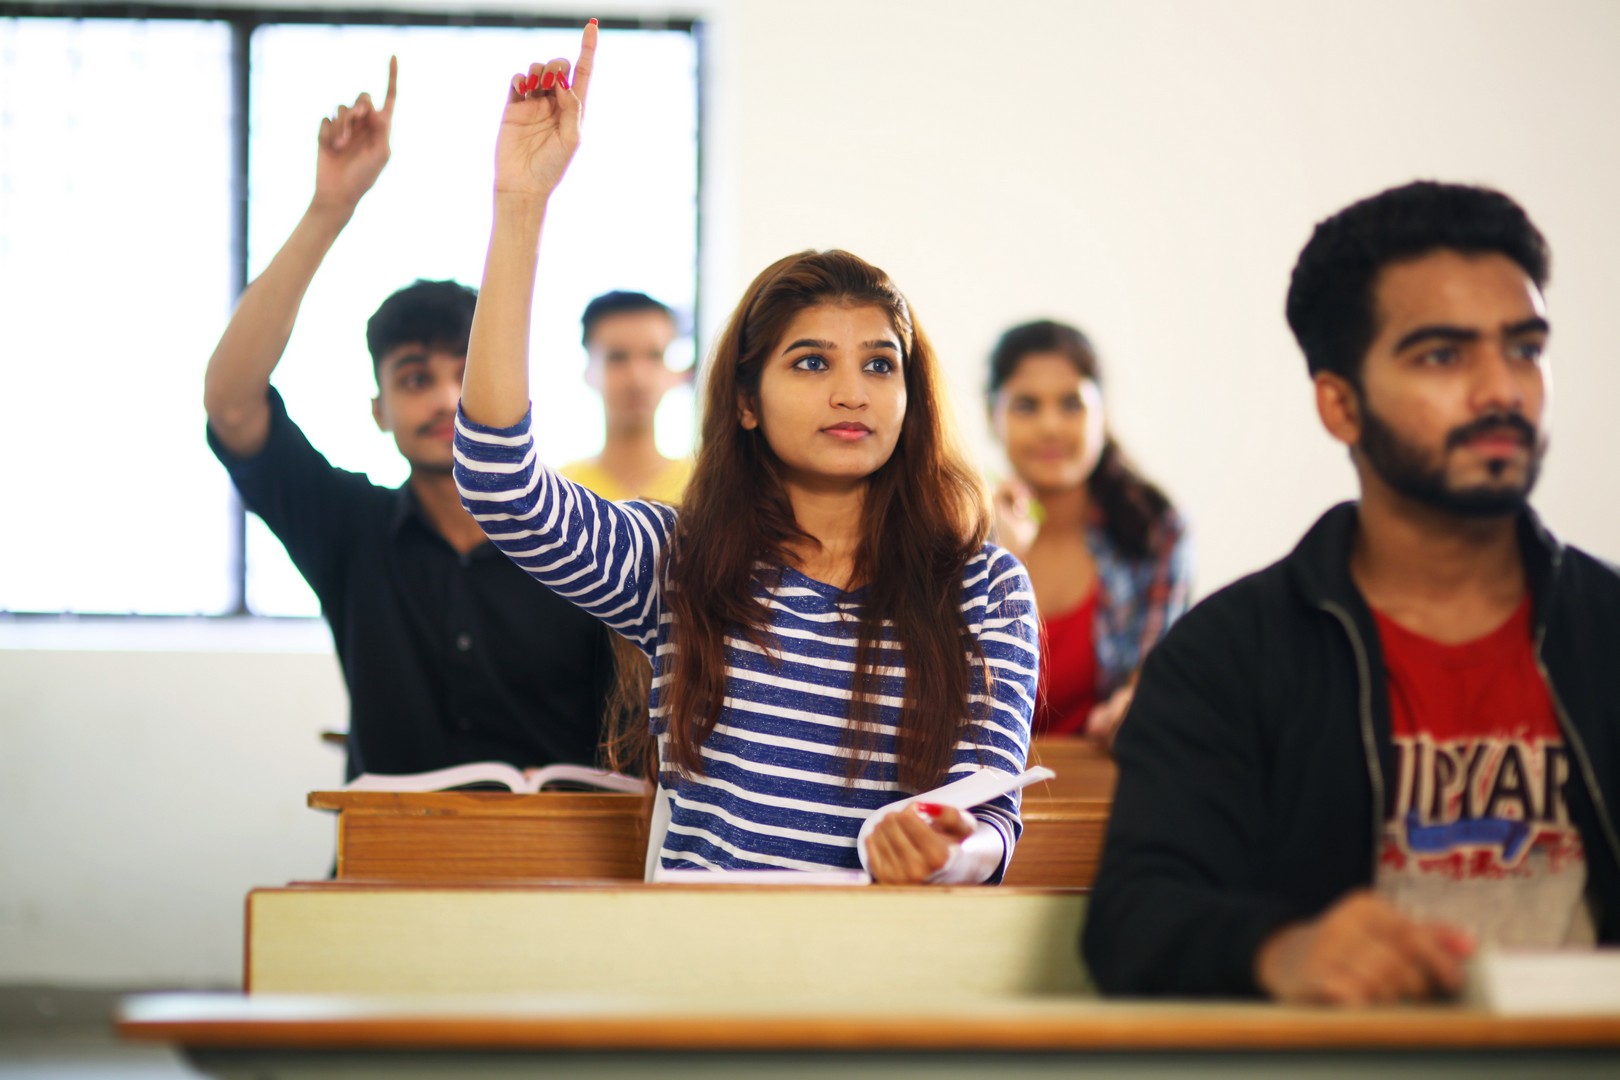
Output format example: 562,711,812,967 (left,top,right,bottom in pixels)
1358,400,1545,518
